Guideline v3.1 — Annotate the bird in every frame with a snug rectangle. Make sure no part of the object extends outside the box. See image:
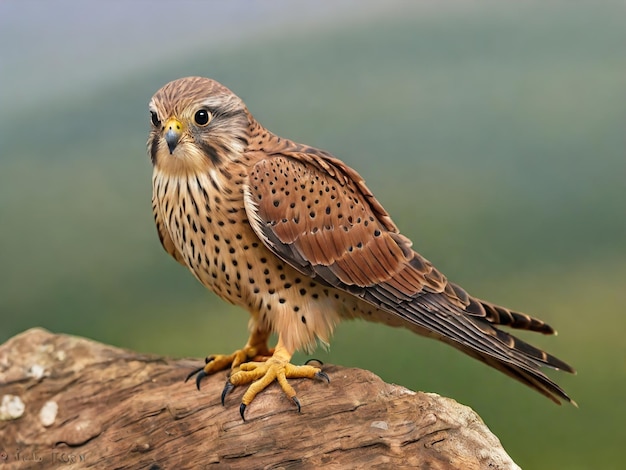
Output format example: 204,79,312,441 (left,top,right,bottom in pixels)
148,76,575,419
